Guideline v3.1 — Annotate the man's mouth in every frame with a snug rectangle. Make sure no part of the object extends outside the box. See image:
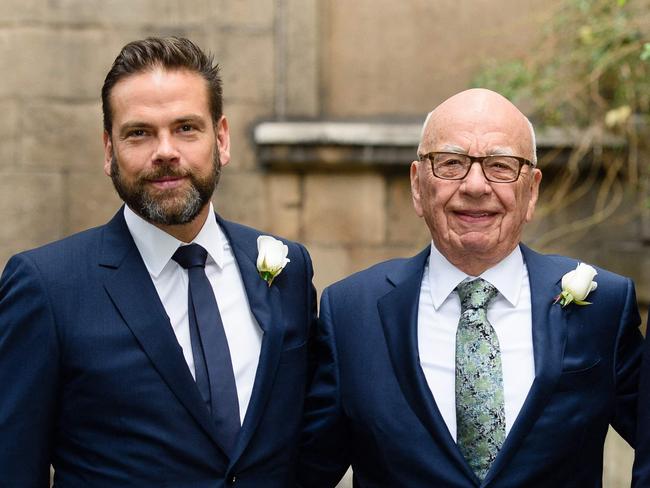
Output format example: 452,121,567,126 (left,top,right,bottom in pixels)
454,210,498,222
147,175,187,189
